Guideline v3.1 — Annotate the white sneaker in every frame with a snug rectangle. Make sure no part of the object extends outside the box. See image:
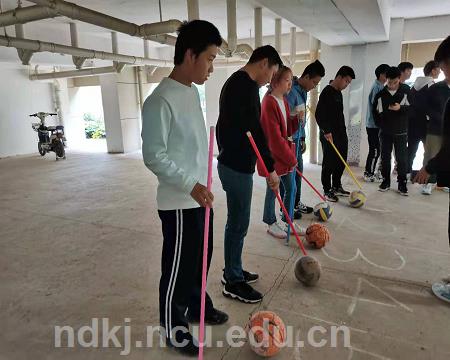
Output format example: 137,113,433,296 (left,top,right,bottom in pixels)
374,172,383,183
421,184,433,195
363,173,375,182
281,221,306,236
267,222,287,239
